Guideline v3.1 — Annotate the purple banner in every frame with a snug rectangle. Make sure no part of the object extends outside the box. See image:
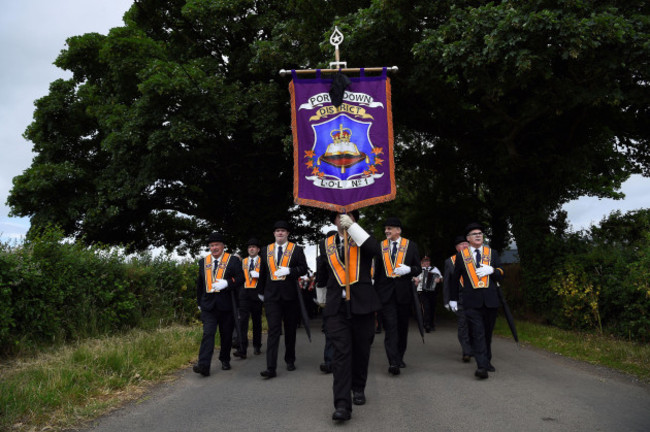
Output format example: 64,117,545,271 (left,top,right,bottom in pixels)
290,69,396,212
